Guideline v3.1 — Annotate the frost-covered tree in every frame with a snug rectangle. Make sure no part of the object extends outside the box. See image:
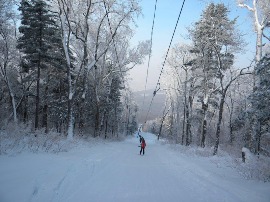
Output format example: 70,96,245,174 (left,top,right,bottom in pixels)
103,74,124,138
56,0,147,139
248,54,270,155
166,44,195,145
190,3,246,154
238,0,270,62
190,3,234,148
122,89,133,136
0,0,20,124
237,0,270,154
17,0,65,130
